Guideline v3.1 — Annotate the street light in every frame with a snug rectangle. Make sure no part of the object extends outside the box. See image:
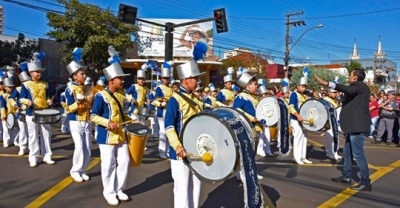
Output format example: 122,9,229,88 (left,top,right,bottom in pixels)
284,24,323,78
